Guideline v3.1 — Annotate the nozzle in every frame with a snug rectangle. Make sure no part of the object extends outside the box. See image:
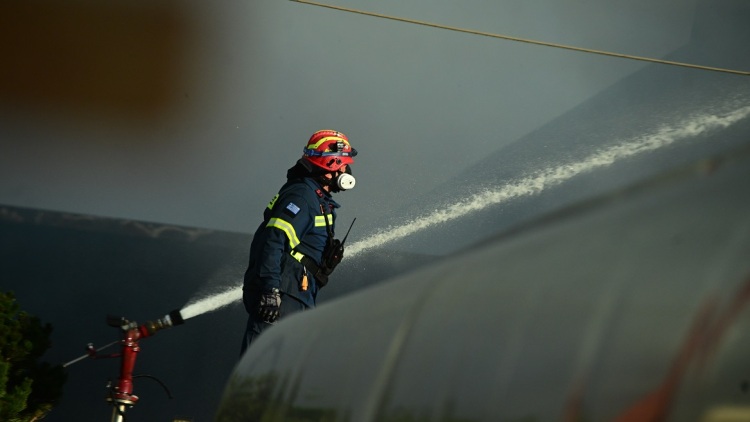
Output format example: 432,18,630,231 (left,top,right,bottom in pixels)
168,309,185,326
141,309,185,336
